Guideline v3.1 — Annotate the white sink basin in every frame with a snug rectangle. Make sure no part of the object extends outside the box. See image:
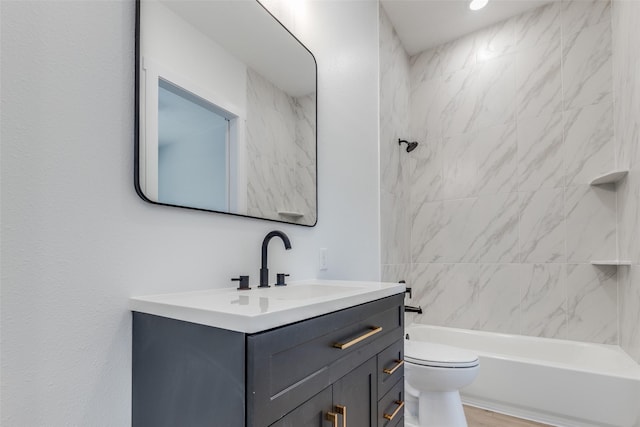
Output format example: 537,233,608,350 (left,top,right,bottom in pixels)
130,280,405,333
